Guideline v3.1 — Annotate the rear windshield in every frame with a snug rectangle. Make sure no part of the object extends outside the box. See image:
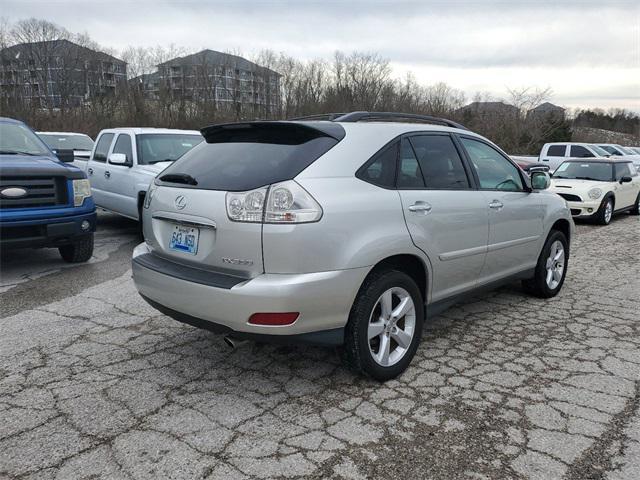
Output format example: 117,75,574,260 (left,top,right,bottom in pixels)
136,134,203,165
39,134,94,151
157,124,341,191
